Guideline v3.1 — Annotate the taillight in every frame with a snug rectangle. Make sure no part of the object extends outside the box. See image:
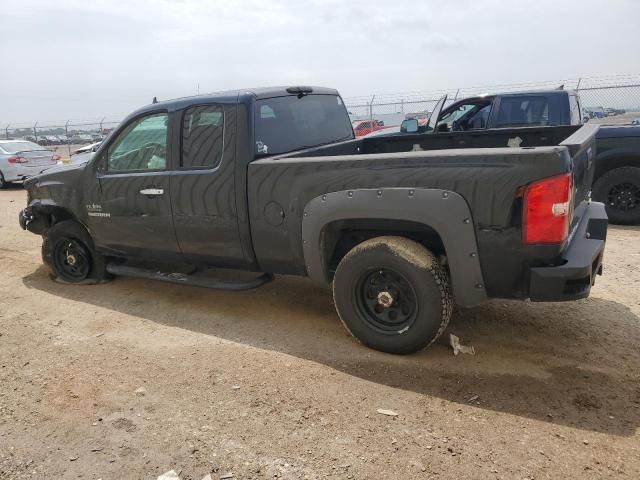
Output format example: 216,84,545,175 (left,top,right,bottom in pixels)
523,173,573,244
7,156,28,164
